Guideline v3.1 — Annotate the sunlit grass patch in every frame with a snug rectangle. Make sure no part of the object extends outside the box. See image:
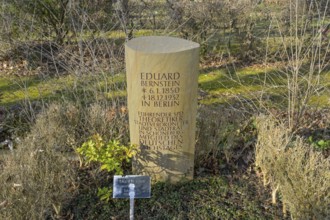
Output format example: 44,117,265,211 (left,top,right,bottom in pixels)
309,94,330,107
0,73,128,106
105,89,127,99
106,30,127,39
308,70,330,107
198,65,286,105
103,29,179,40
1,65,328,108
0,75,74,106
